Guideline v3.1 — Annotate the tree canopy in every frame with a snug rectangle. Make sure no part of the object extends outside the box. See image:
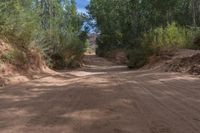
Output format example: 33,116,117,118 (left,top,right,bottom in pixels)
88,0,200,68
